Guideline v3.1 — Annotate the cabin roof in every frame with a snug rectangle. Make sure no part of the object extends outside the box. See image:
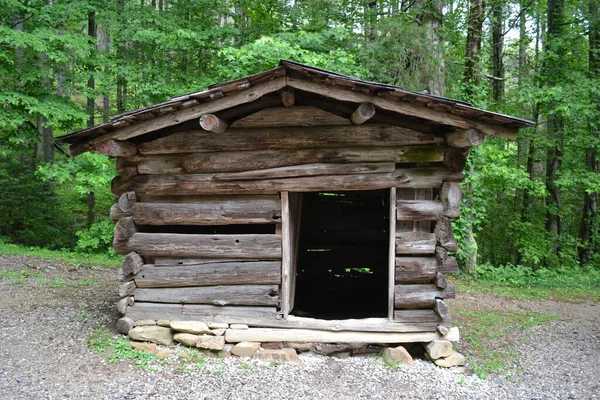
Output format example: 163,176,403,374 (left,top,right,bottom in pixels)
57,60,534,152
